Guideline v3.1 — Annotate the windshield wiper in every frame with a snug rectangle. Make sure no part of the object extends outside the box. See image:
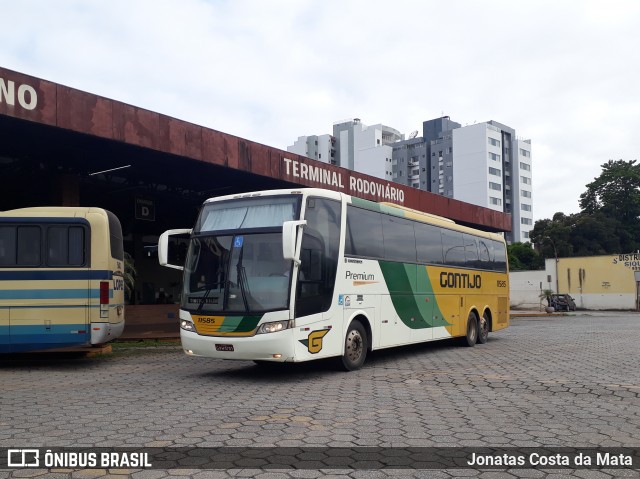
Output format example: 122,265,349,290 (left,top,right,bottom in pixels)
236,243,251,311
196,288,212,313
